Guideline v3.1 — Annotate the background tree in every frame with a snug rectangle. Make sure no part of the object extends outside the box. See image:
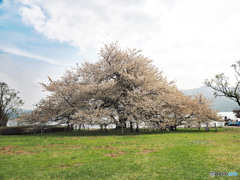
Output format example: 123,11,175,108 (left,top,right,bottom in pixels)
0,82,24,127
205,61,240,116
